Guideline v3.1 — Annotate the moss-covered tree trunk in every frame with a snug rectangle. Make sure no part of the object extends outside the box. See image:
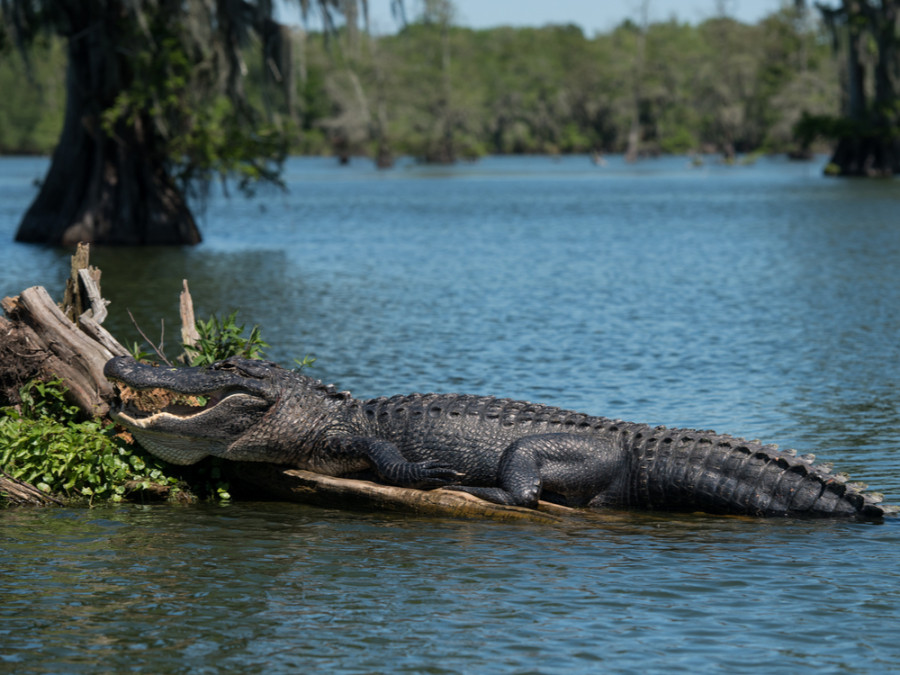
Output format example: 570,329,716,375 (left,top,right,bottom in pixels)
819,0,900,176
14,3,201,246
